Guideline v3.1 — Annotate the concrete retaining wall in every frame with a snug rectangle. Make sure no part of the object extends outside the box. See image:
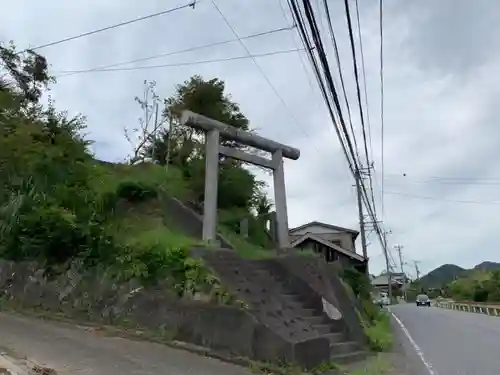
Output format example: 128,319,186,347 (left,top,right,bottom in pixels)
0,259,326,369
